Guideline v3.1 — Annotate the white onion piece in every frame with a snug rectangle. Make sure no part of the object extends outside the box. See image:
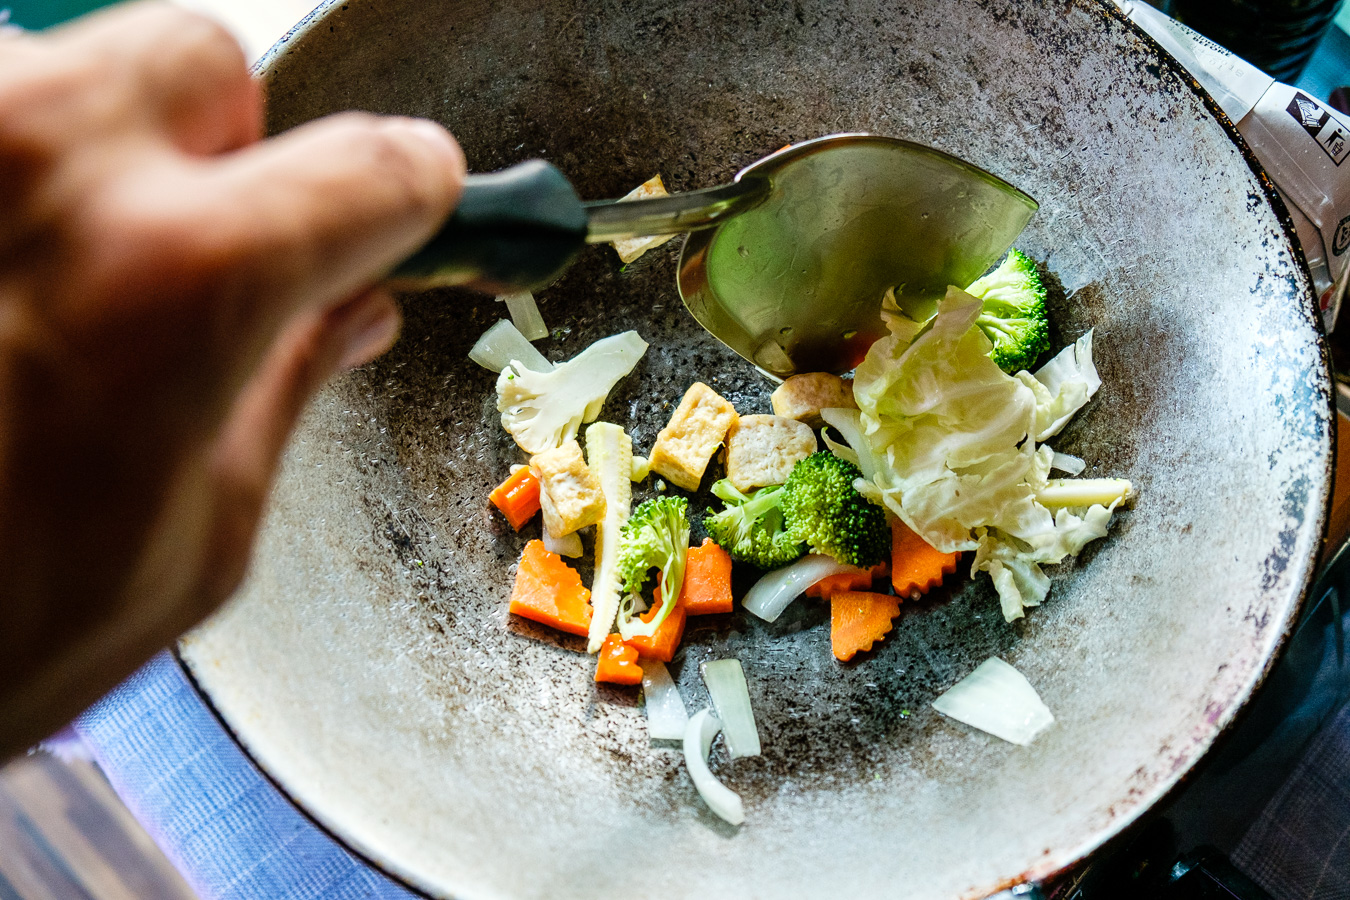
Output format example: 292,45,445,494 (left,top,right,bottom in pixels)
499,291,549,341
469,320,552,373
932,658,1054,746
1050,451,1086,476
641,661,689,741
542,528,582,558
683,709,745,825
819,407,878,483
700,659,760,758
742,555,858,622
